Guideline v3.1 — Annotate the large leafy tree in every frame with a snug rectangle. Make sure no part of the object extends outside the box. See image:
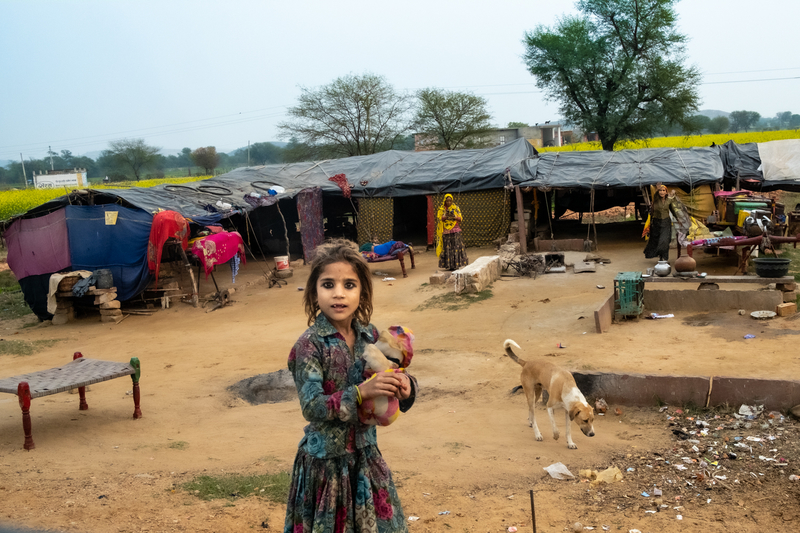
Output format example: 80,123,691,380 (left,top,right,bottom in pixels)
279,73,413,158
413,88,494,150
728,110,761,132
191,146,220,175
707,116,730,134
523,0,701,151
107,138,160,181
